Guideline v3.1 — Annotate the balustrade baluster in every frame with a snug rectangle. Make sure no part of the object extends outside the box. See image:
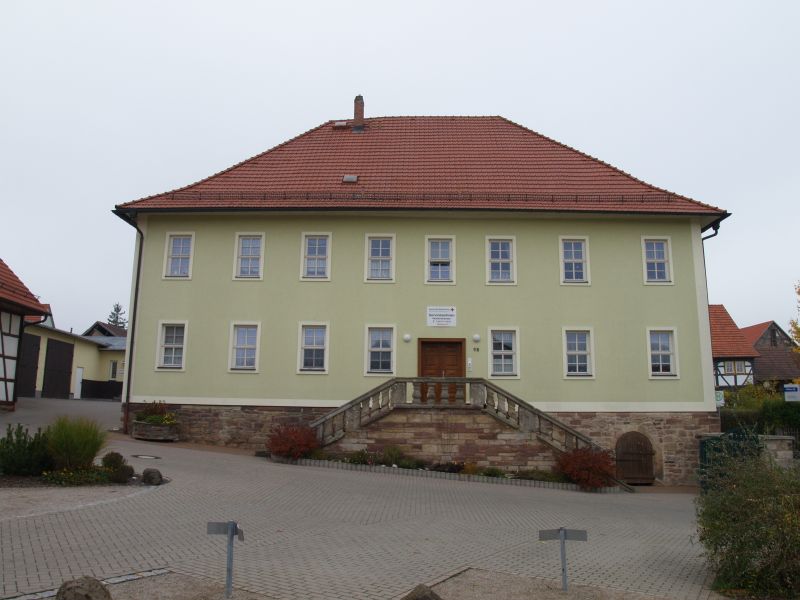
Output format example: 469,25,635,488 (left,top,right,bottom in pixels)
412,381,422,404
